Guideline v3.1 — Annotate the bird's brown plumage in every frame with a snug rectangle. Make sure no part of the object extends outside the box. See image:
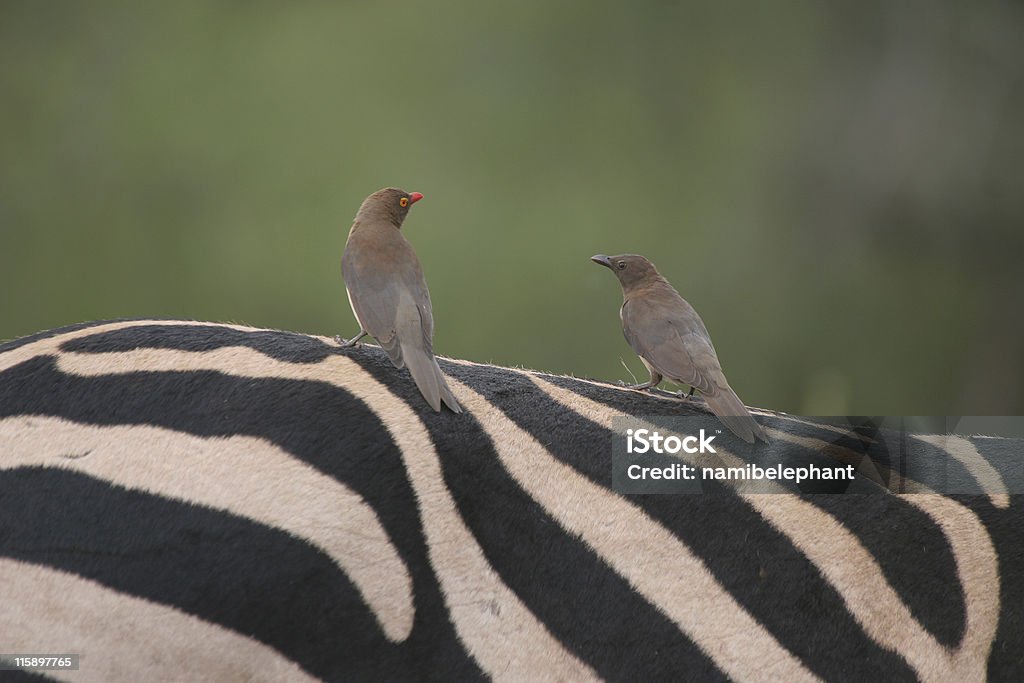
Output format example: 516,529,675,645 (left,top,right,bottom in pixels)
340,188,461,413
592,253,767,443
